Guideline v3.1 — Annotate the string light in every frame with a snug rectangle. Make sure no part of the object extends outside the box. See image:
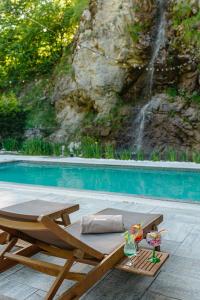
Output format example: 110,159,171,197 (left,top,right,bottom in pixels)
76,43,198,72
4,44,198,86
